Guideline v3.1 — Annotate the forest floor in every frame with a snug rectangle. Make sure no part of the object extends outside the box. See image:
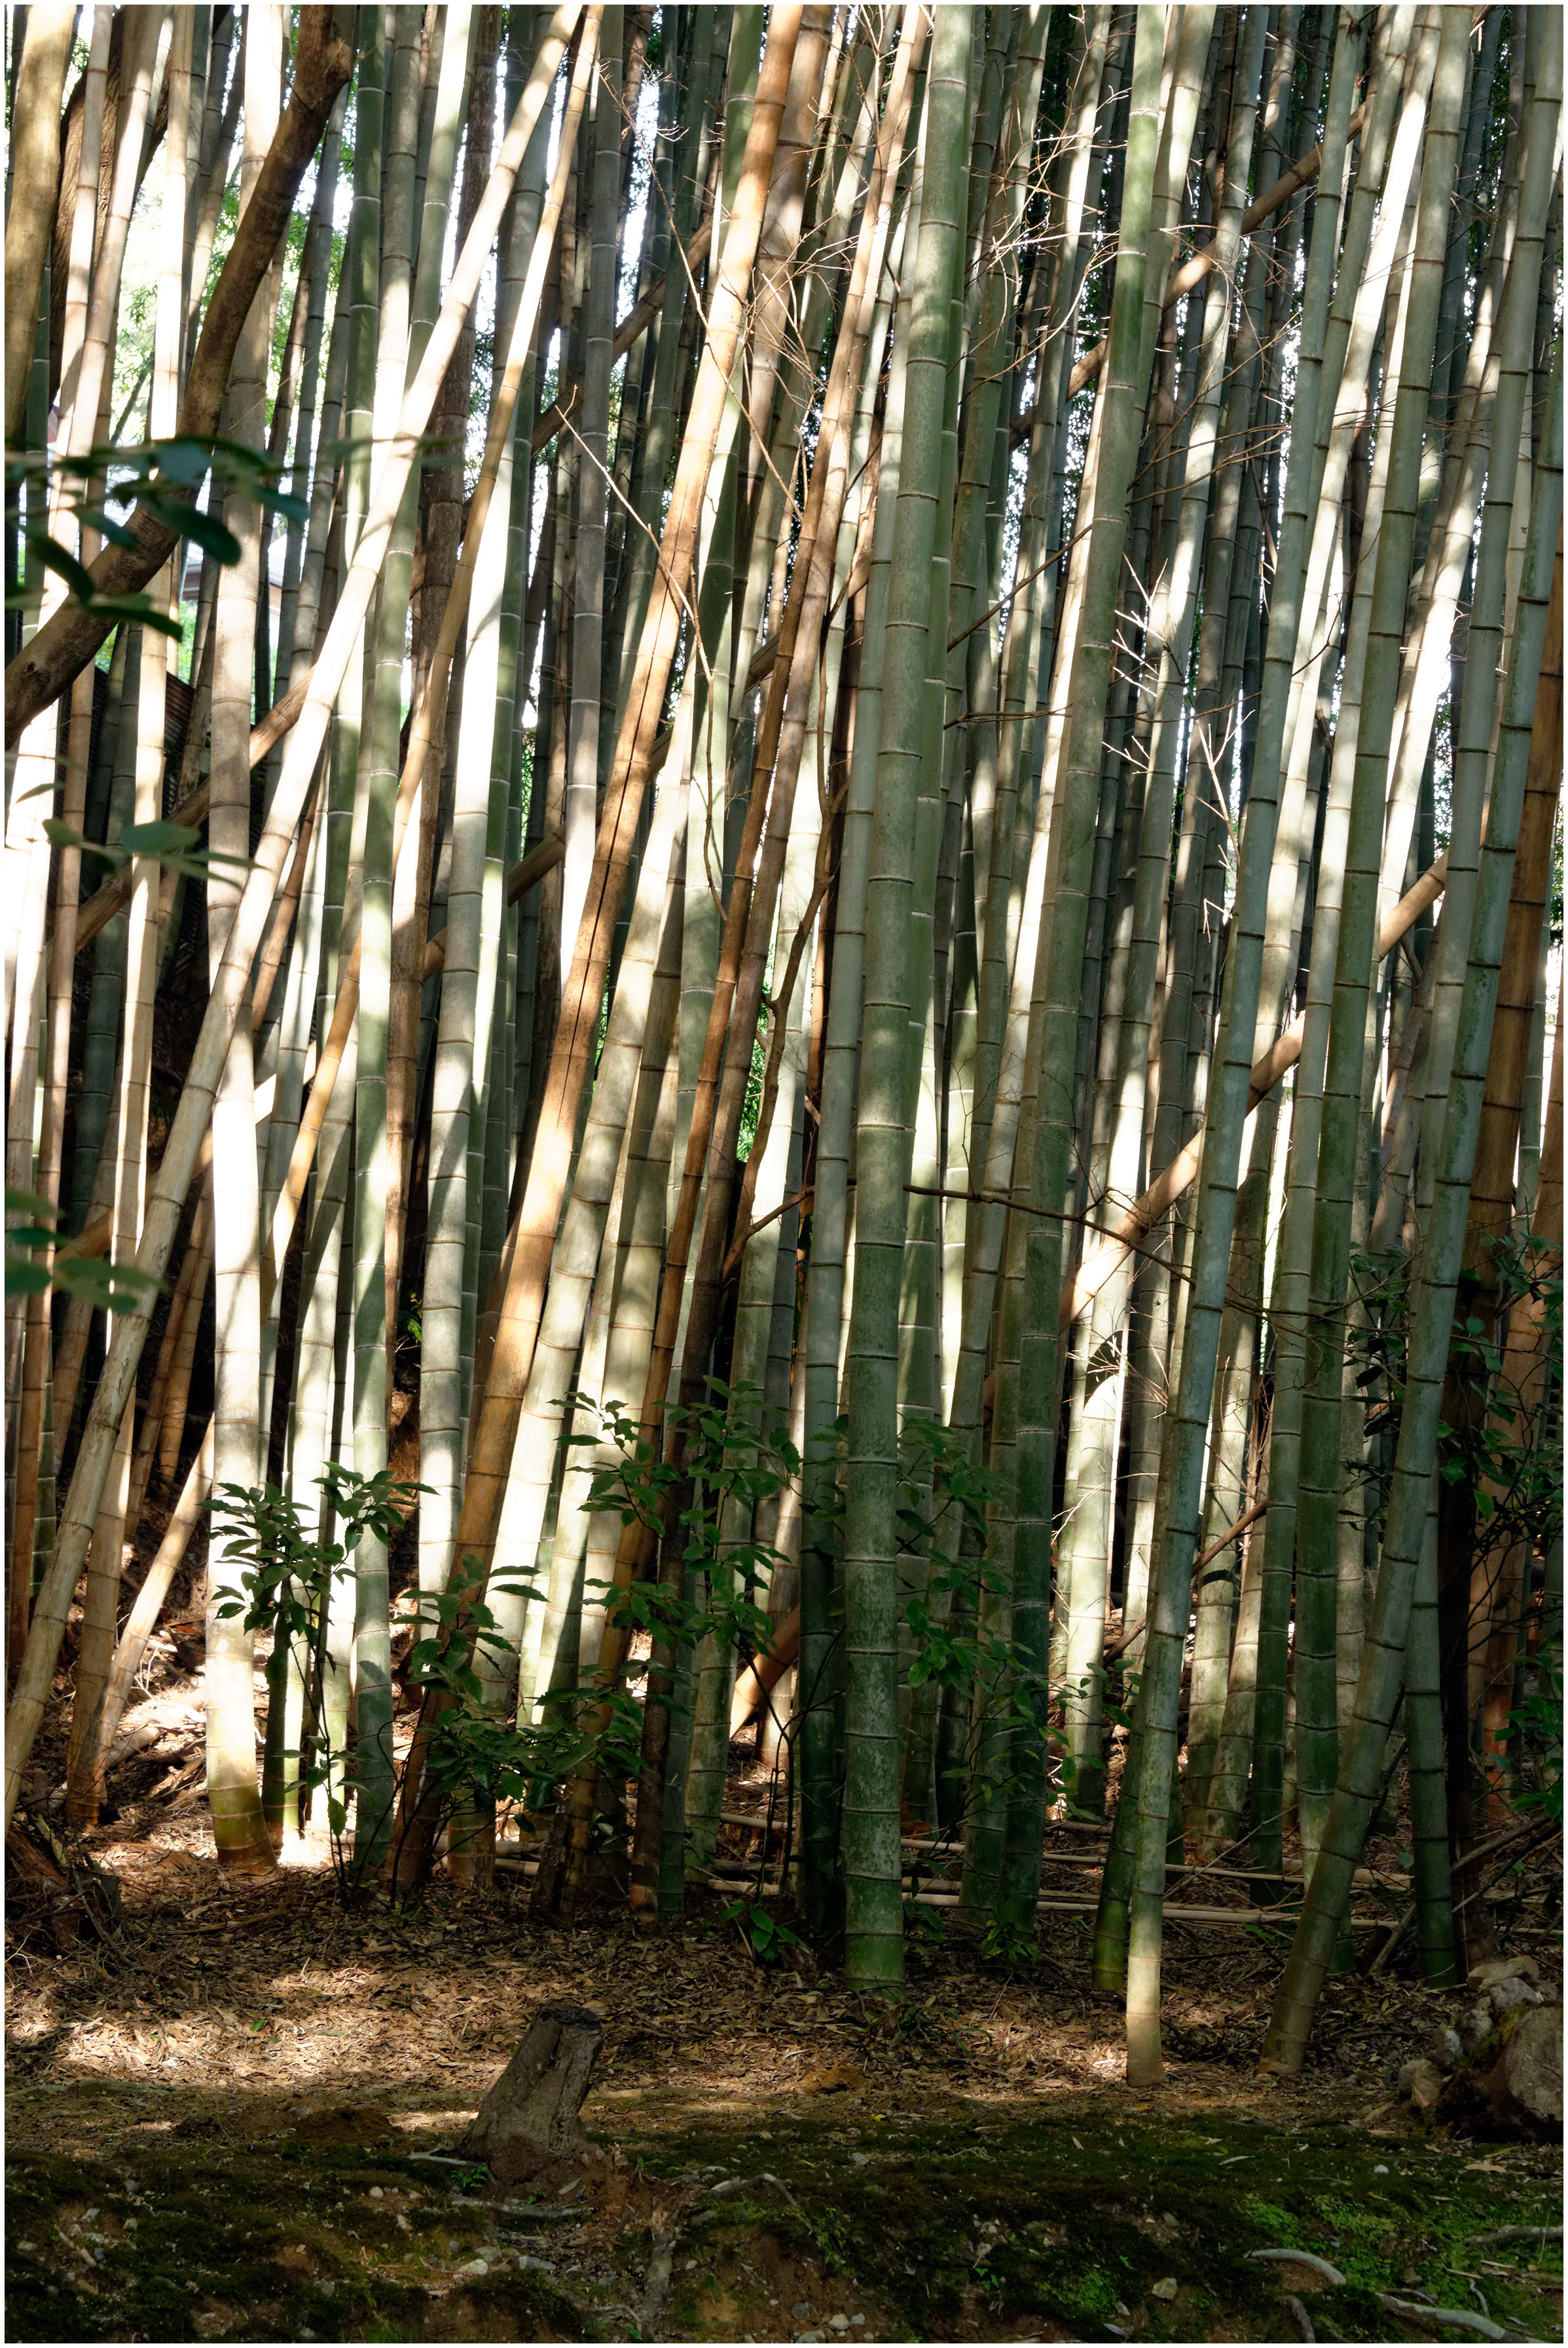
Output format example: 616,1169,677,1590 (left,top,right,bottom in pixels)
7,1755,1563,2348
